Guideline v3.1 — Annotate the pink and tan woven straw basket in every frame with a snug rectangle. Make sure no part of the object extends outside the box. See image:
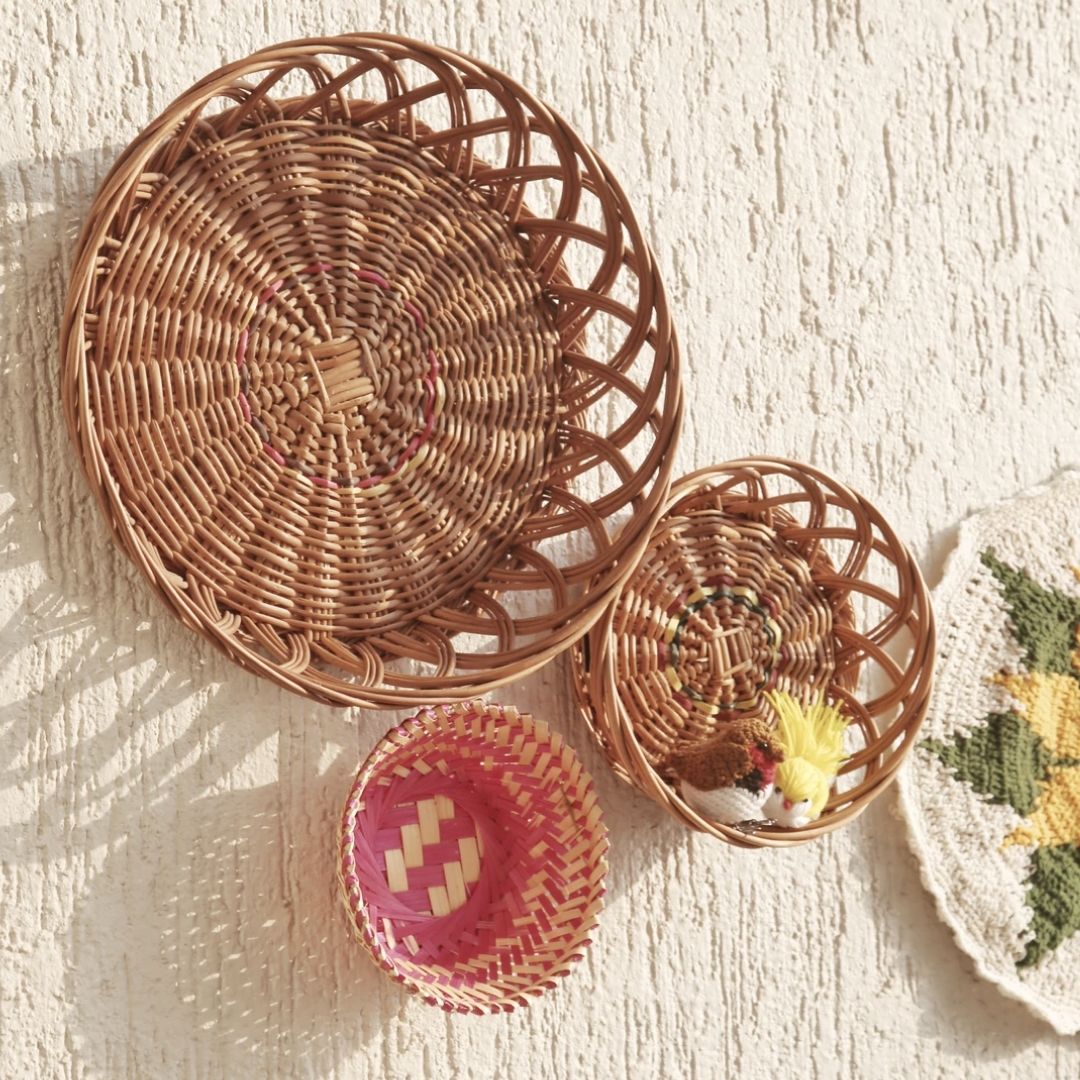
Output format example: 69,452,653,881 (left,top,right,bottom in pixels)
573,459,936,848
339,701,608,1013
61,34,681,708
